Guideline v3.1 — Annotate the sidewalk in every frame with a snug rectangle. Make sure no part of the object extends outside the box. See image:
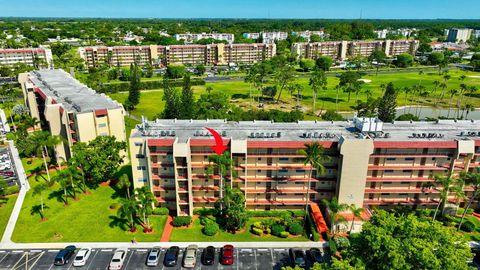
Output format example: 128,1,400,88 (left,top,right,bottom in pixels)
160,216,173,242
